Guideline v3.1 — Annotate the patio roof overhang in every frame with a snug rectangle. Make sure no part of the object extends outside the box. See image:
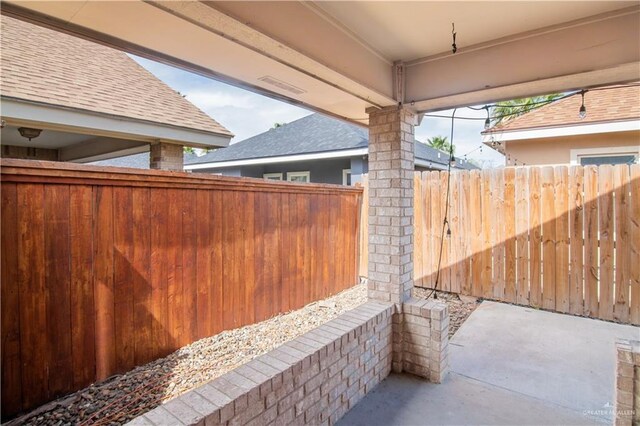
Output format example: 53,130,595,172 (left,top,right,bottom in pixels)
3,1,639,126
